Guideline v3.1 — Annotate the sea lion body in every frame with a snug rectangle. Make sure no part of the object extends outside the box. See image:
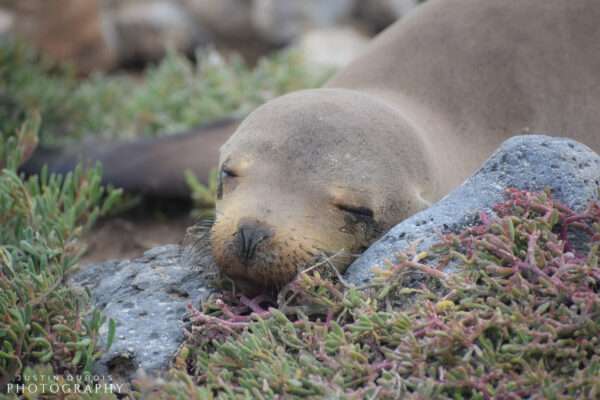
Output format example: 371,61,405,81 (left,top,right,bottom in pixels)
22,119,239,197
213,0,600,290
328,0,600,195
